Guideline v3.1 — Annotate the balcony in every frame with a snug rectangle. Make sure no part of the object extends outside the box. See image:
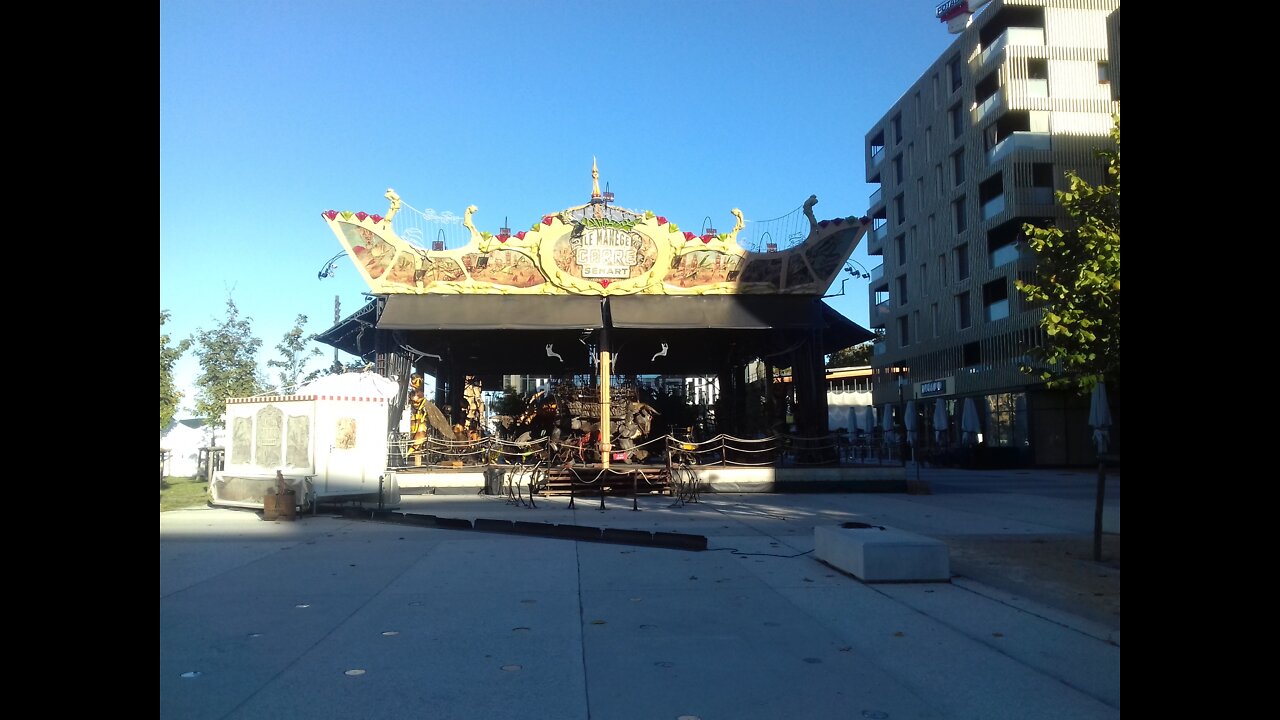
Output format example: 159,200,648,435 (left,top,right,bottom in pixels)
1028,187,1054,205
981,194,1005,221
873,340,887,357
873,300,892,327
976,27,1046,68
984,299,1010,322
869,222,888,244
972,90,1003,124
987,131,1051,165
871,146,885,168
870,263,884,282
1020,78,1049,99
989,243,1022,269
869,186,883,208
